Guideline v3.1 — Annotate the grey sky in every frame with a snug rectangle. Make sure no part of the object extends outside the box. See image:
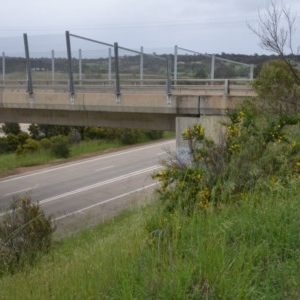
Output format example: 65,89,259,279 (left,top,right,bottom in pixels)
1,0,300,55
